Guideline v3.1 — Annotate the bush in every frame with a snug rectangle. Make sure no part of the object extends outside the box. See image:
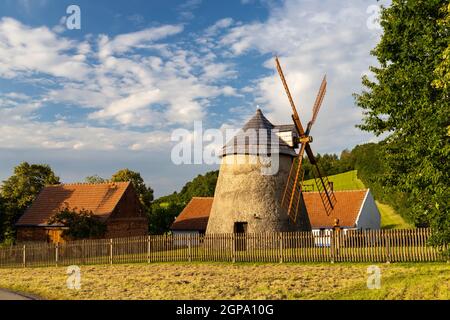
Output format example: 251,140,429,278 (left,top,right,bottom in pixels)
48,206,107,240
